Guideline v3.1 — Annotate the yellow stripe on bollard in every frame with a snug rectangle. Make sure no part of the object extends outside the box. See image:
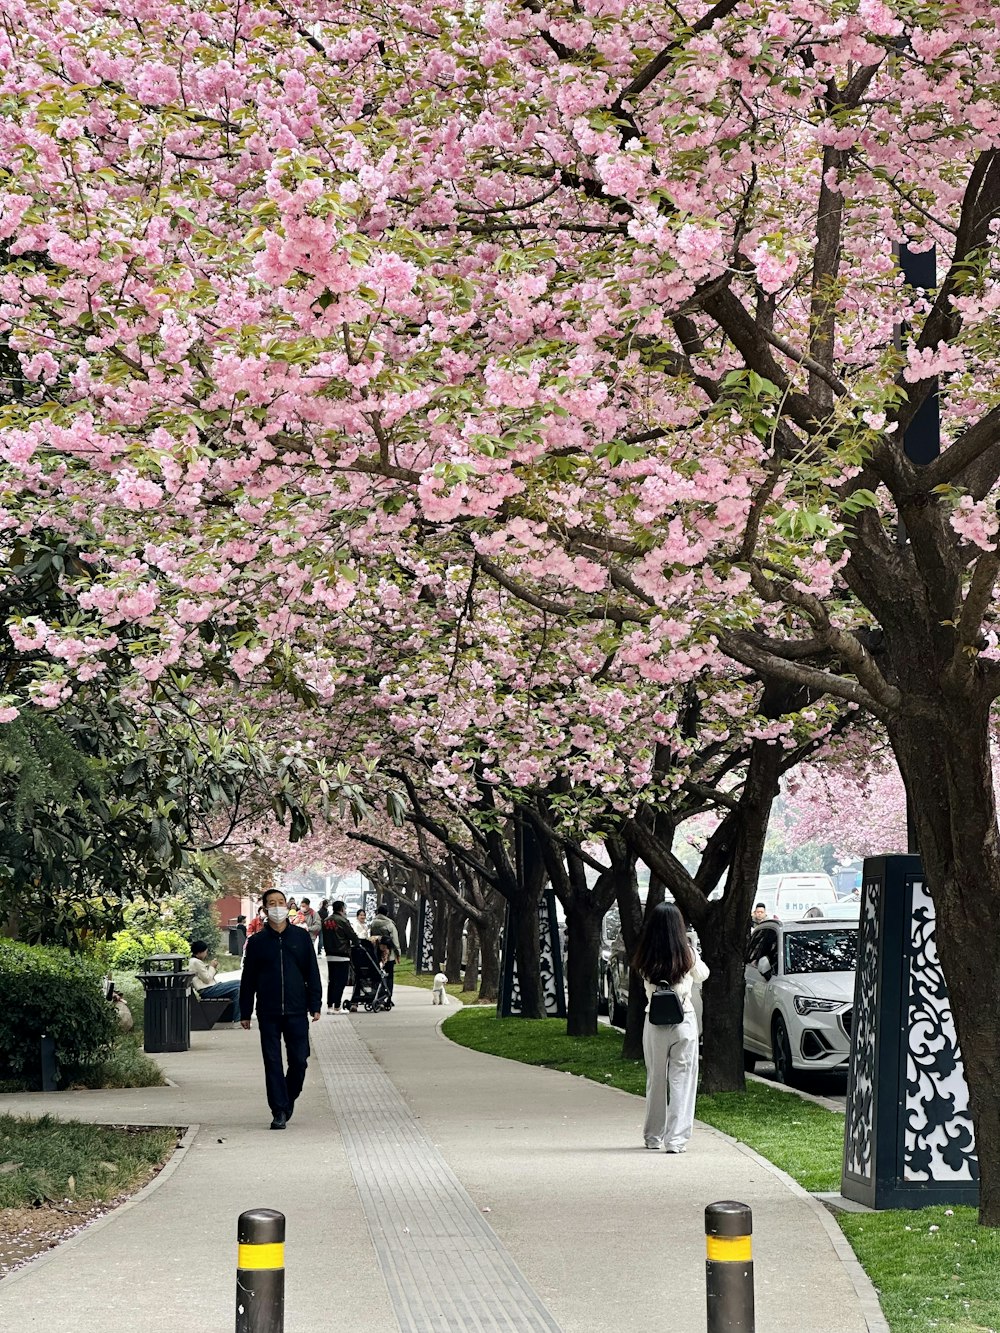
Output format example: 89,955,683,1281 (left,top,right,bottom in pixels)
238,1242,285,1270
705,1234,752,1264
